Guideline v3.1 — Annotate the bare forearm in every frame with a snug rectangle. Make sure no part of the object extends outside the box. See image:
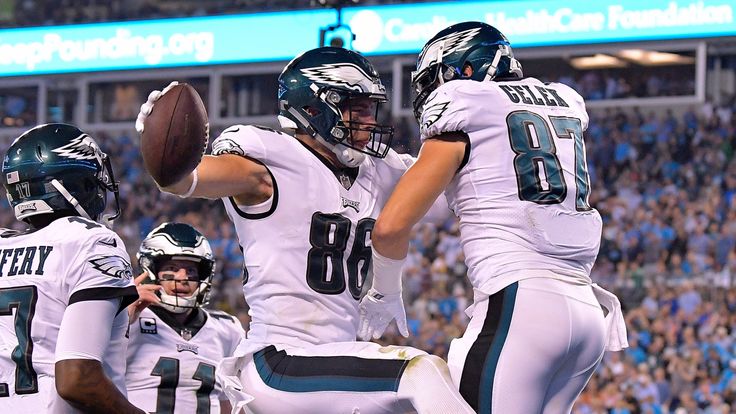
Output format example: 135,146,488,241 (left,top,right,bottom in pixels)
372,224,413,259
374,144,463,259
373,175,439,259
159,154,272,203
373,160,442,259
56,360,144,414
